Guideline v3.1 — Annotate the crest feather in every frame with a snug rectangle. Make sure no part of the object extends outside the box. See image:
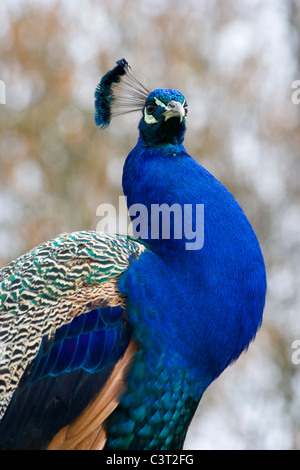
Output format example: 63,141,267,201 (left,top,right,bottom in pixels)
95,59,151,129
